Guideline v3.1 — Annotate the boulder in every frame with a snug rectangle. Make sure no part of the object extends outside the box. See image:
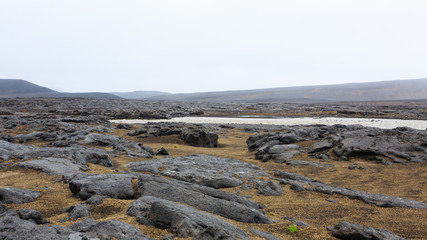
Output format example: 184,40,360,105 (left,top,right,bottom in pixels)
127,155,268,188
250,228,281,240
127,196,249,240
330,221,407,240
68,218,154,240
69,174,134,200
136,174,270,223
180,127,218,147
0,211,74,240
0,187,40,204
64,204,91,218
84,133,120,147
85,195,107,205
155,147,169,156
0,202,7,214
274,170,427,209
18,208,49,224
18,158,84,179
268,144,299,154
242,179,283,196
308,140,333,153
